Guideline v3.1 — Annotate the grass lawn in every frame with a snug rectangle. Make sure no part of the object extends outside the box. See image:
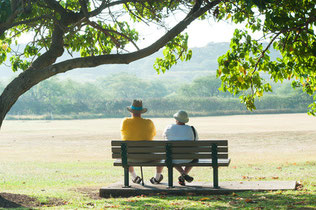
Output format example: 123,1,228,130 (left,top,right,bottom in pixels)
1,160,315,209
1,114,316,209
